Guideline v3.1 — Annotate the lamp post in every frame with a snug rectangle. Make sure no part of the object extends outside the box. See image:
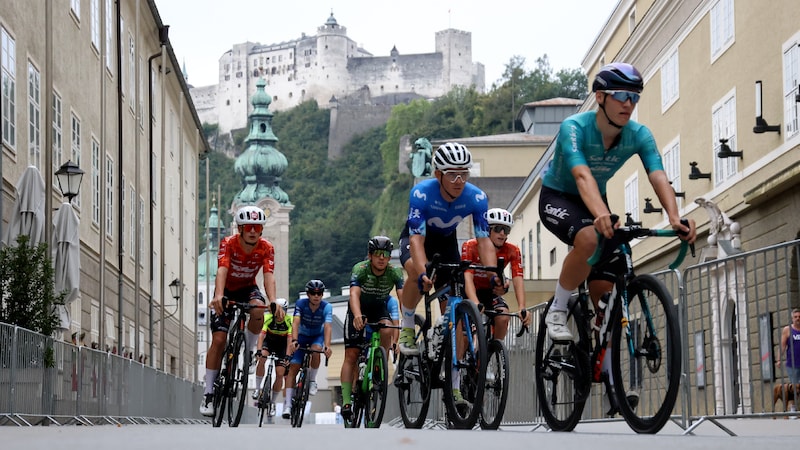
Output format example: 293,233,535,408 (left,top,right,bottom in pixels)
166,278,182,321
55,160,85,203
